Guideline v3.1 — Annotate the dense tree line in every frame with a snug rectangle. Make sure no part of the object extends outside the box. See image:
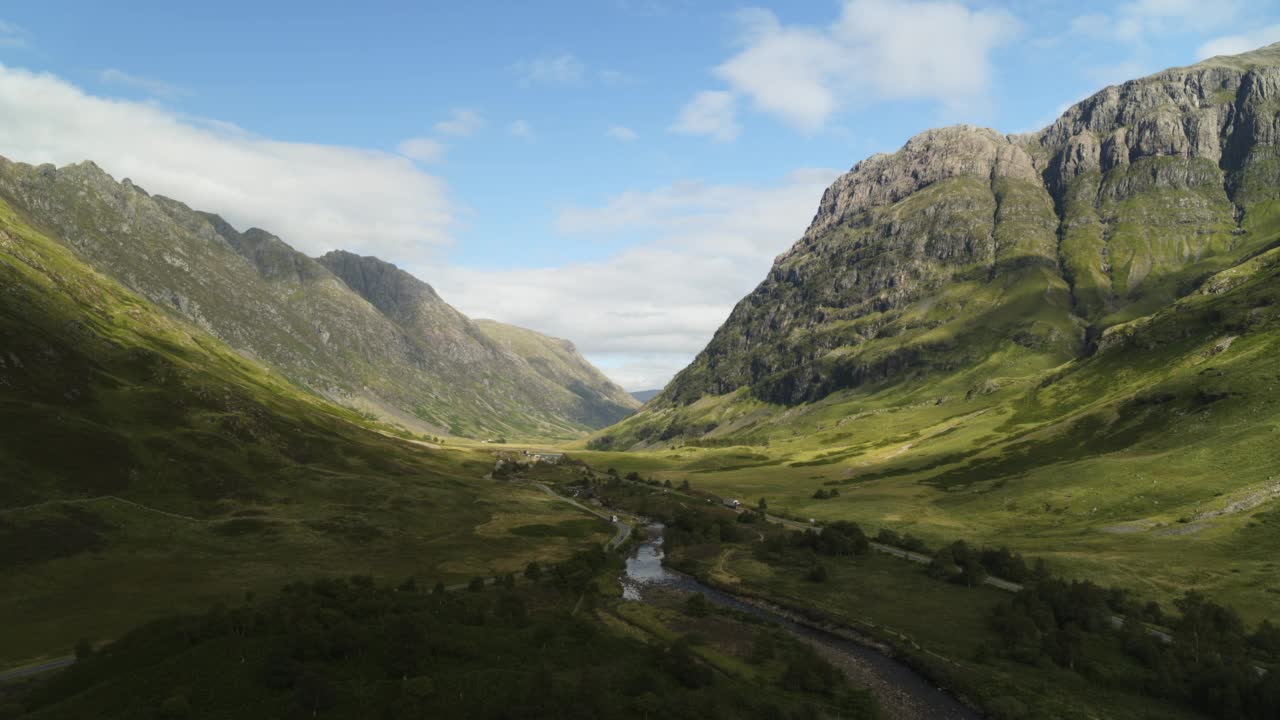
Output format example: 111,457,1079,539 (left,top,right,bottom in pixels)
15,545,876,719
991,571,1280,719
